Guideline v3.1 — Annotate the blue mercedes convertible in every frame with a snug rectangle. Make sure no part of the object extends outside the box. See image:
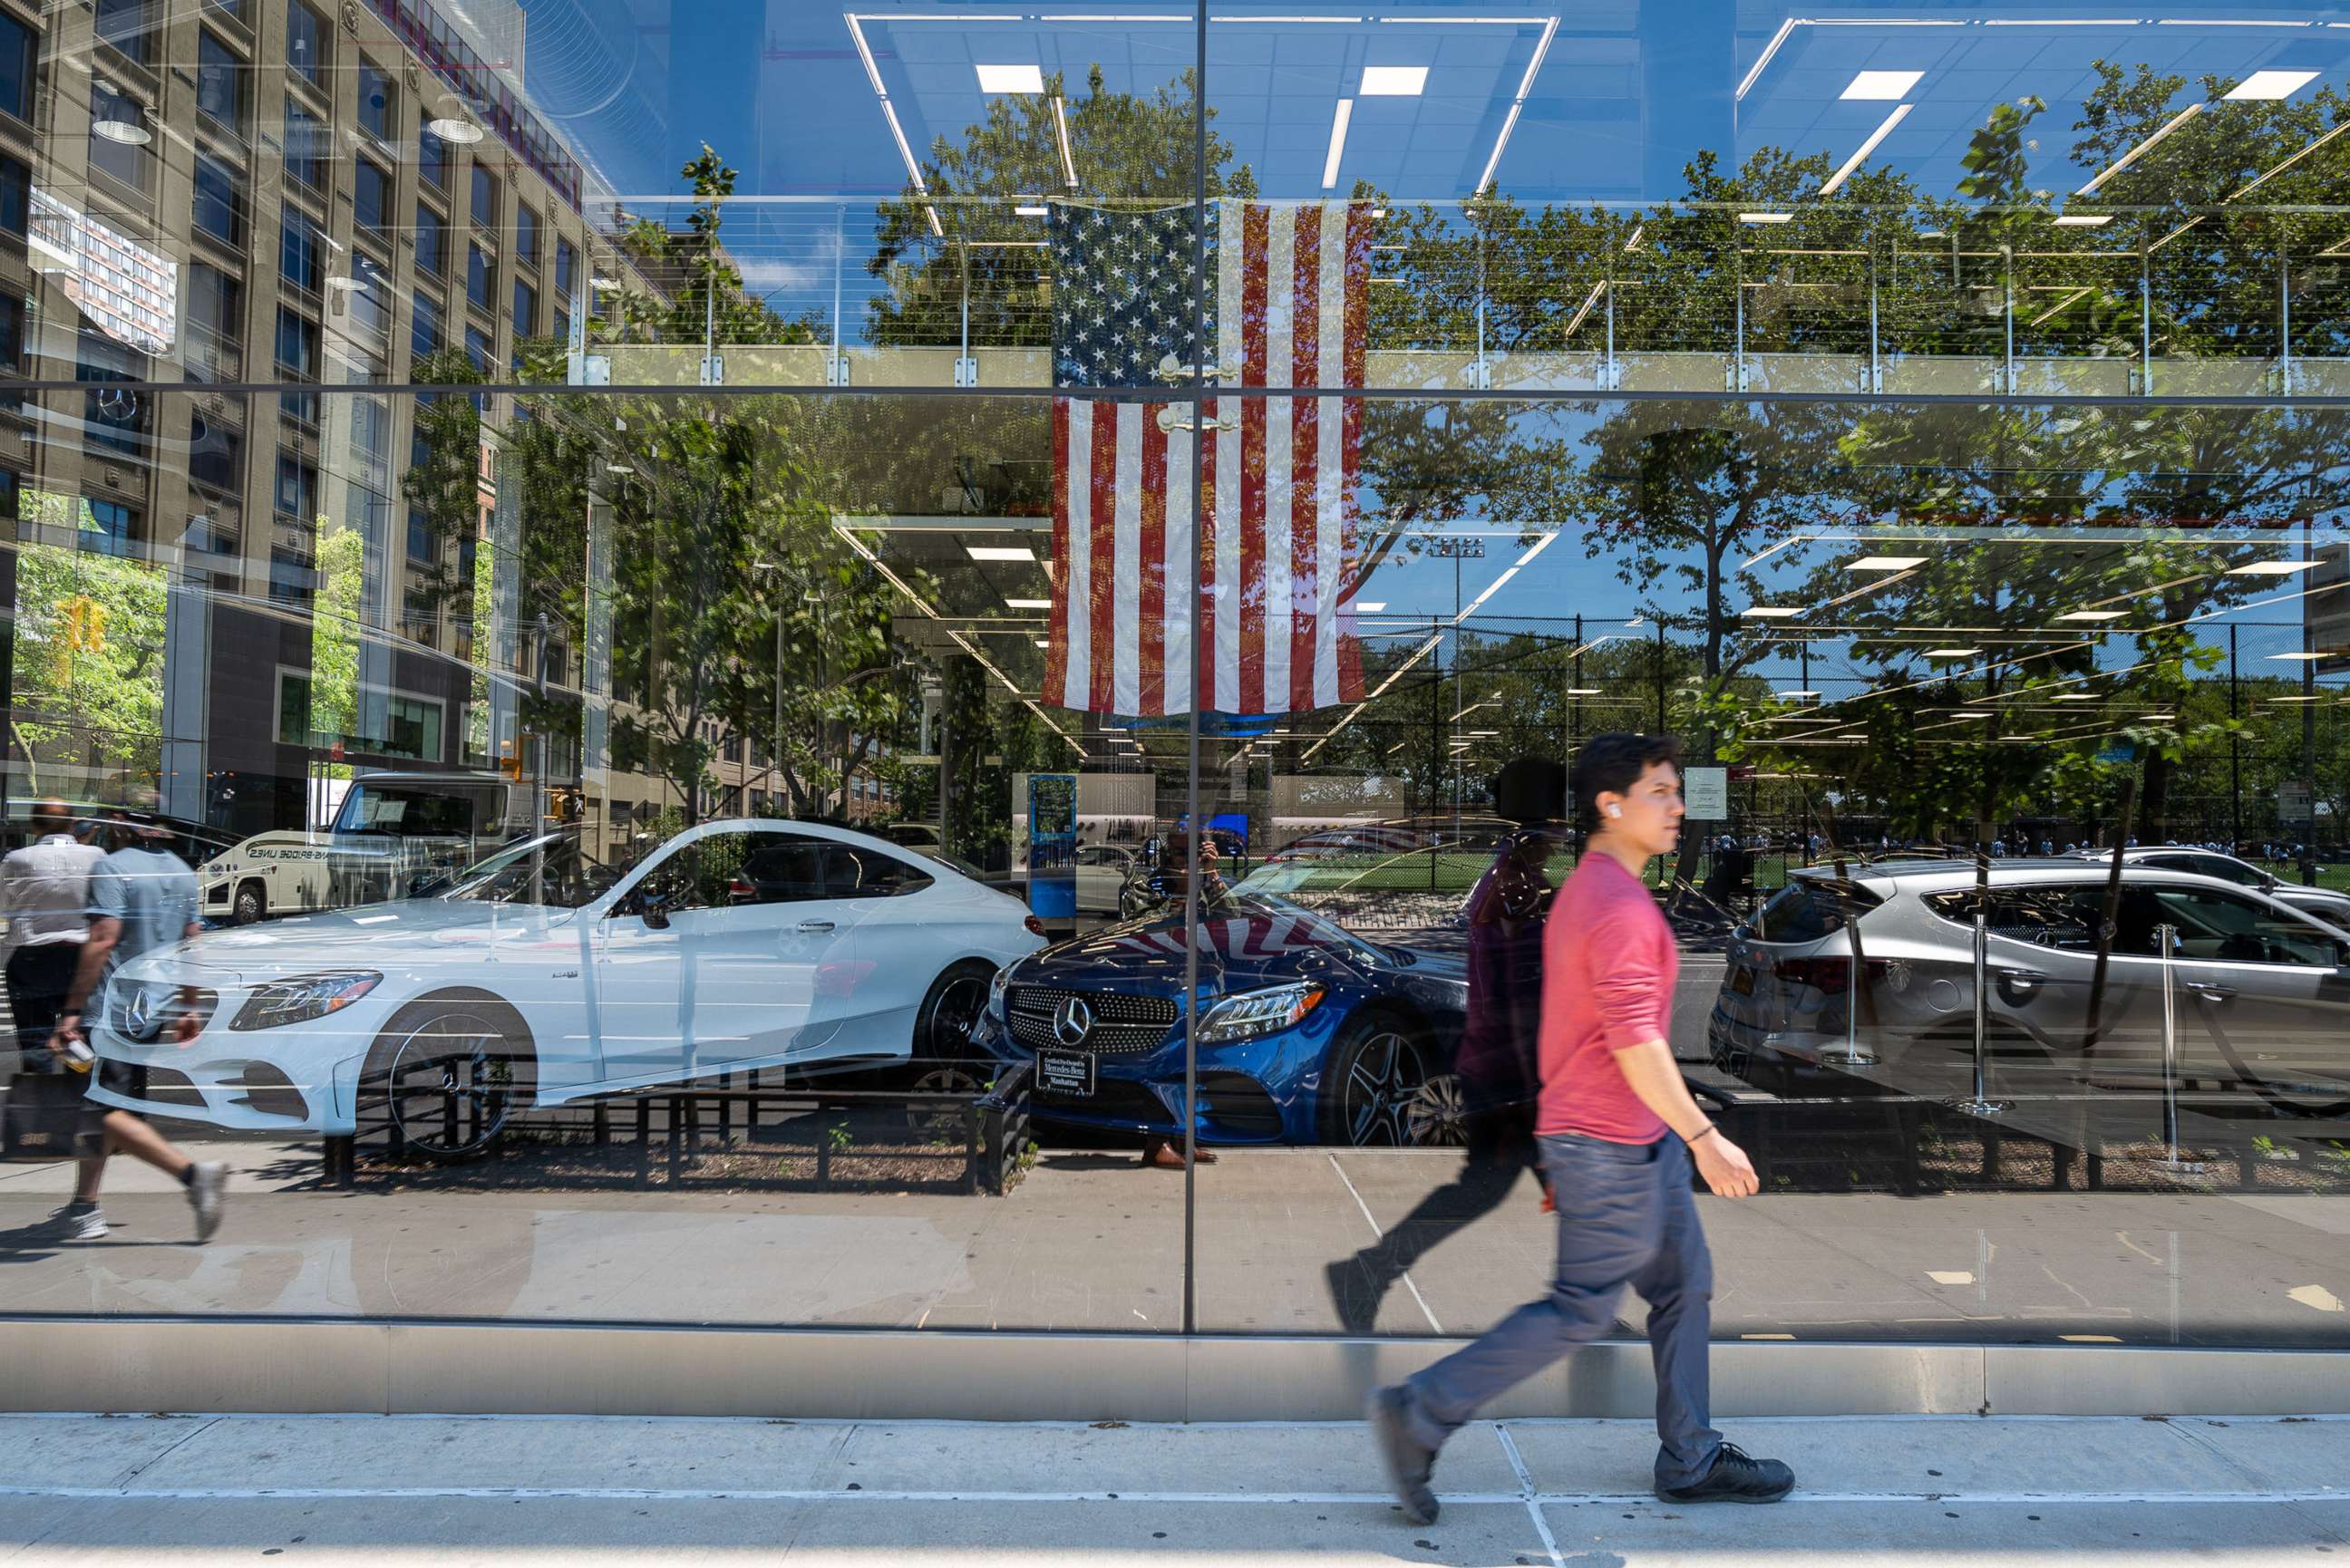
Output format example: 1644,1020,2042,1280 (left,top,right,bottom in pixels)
968,890,1468,1147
